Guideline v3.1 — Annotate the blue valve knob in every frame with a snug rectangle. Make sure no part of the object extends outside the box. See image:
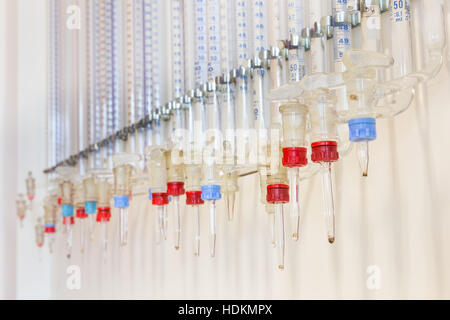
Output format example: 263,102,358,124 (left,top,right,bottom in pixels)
114,195,129,209
349,117,377,142
201,185,222,201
